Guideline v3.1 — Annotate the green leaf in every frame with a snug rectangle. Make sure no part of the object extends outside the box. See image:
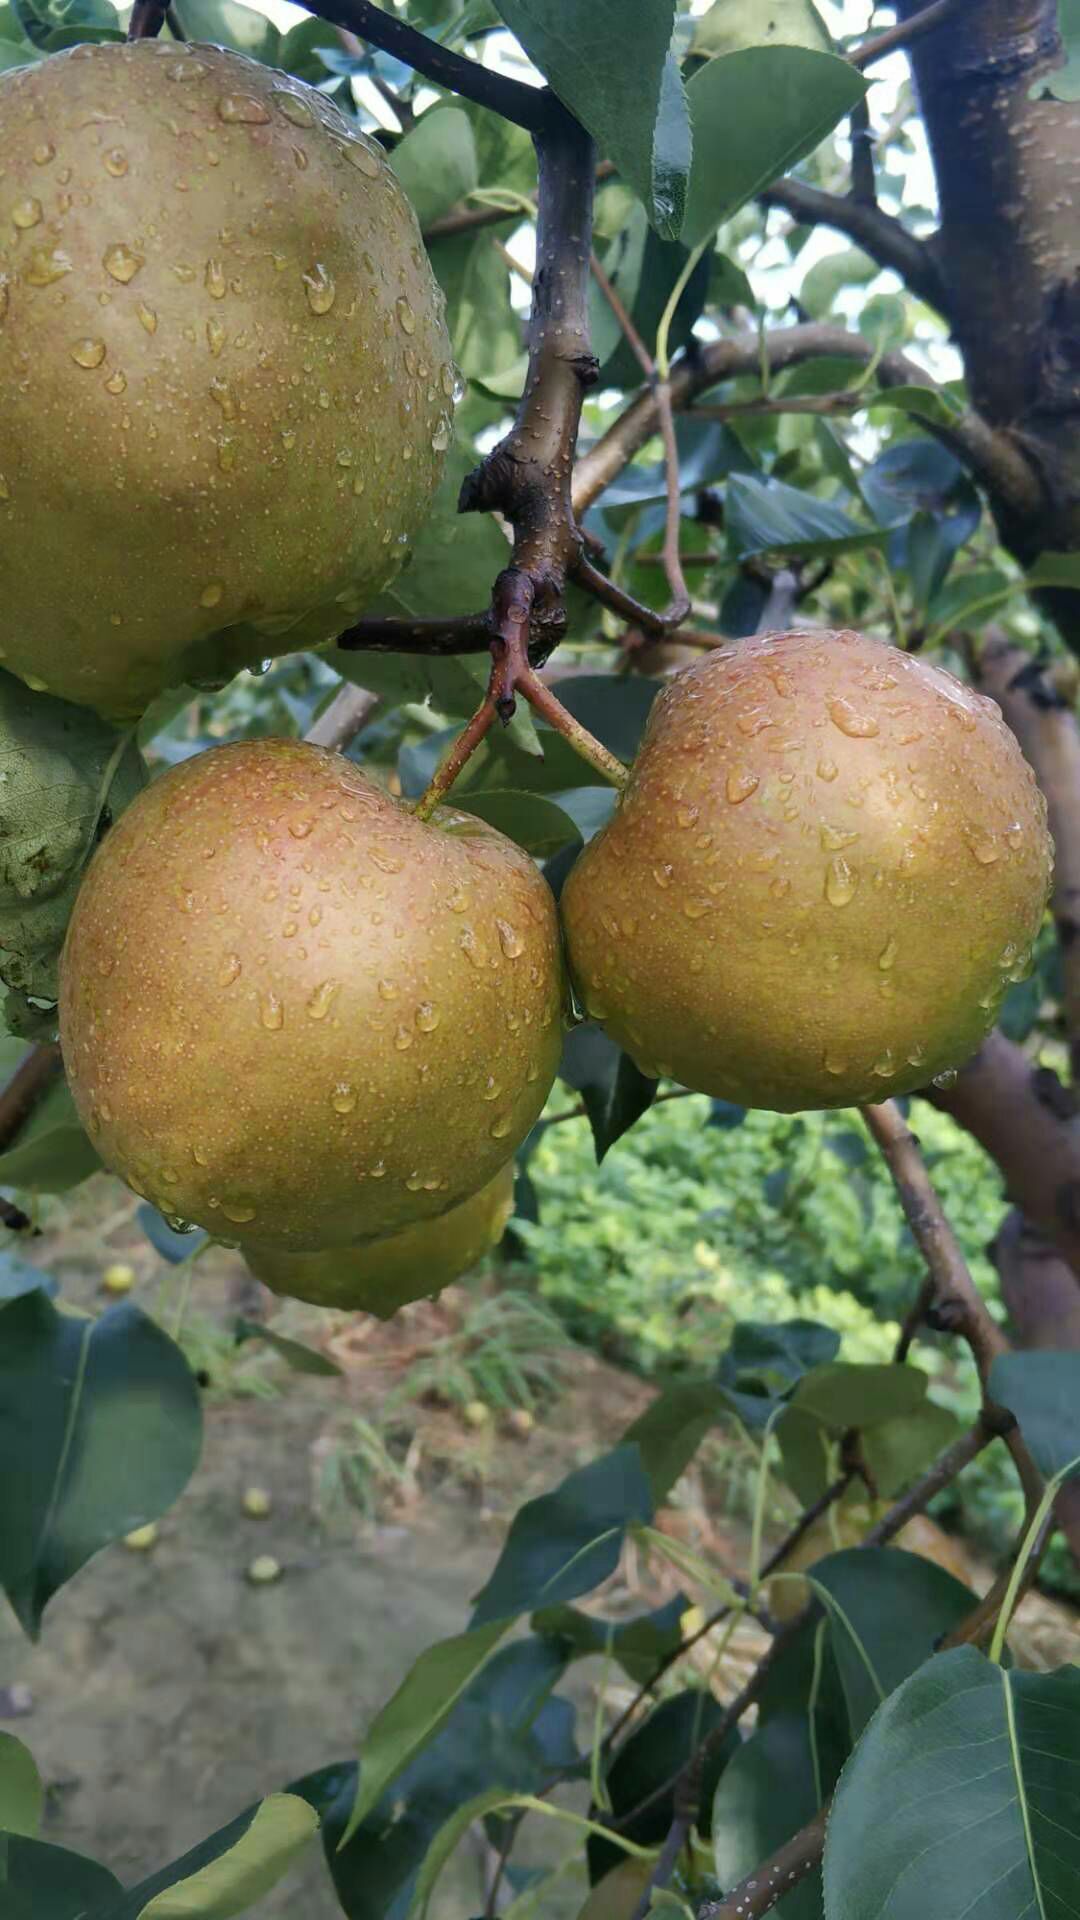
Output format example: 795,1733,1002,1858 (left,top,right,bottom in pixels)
867,382,964,428
448,790,582,858
0,1733,42,1839
492,0,690,237
233,1319,343,1378
343,1620,508,1839
0,1250,55,1302
823,1647,1080,1919
791,1362,929,1432
532,1592,689,1684
0,1070,100,1195
712,1713,843,1920
860,1399,961,1500
558,1024,658,1162
0,1294,202,1636
164,0,278,59
470,1444,653,1627
1026,550,1080,591
989,1351,1080,1482
95,1795,318,1919
621,1383,727,1506
0,1832,121,1917
683,48,866,247
590,200,710,385
1034,0,1080,101
428,230,520,382
725,473,885,560
546,675,661,762
808,1547,976,1740
390,106,479,231
691,0,831,57
589,1690,740,1884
